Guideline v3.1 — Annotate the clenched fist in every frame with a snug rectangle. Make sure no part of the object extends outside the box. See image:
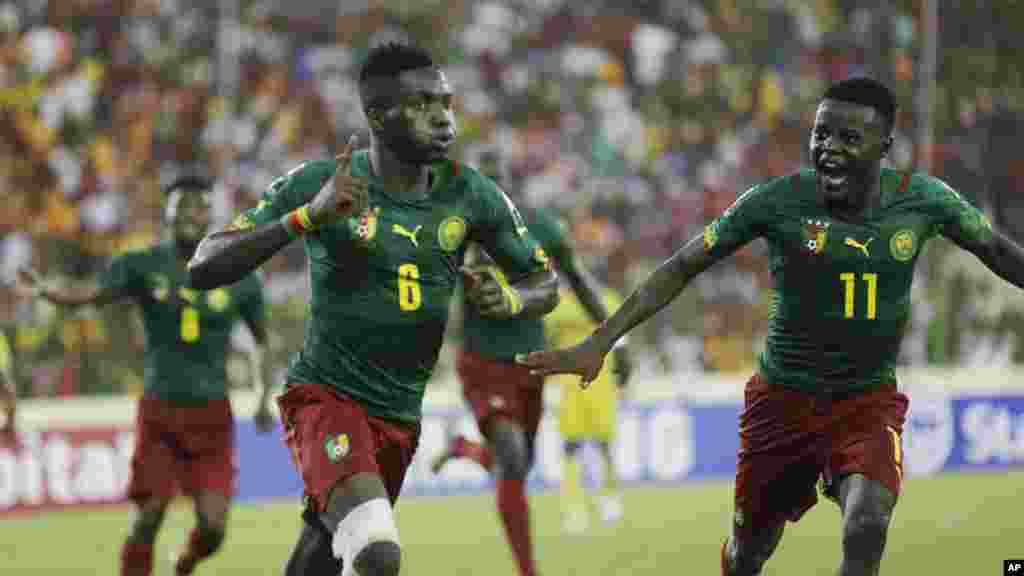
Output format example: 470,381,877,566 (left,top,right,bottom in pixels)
307,135,370,227
462,265,523,319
